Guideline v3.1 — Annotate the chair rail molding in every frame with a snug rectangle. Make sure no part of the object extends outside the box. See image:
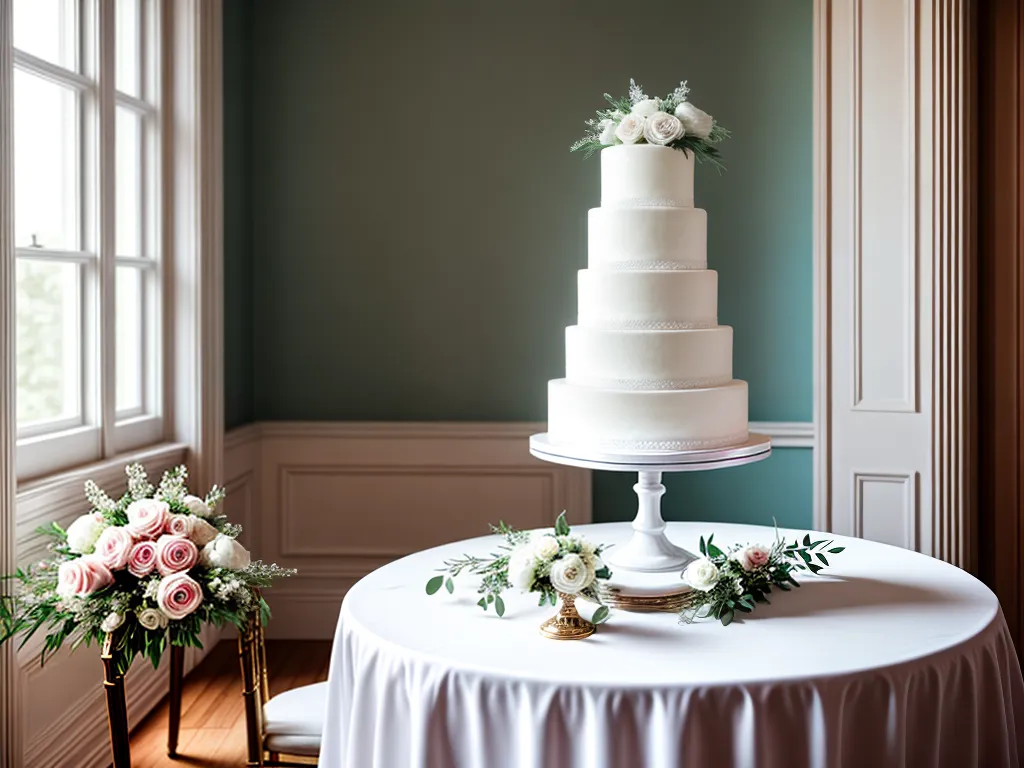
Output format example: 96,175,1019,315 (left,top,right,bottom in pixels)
817,0,974,565
0,3,19,764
